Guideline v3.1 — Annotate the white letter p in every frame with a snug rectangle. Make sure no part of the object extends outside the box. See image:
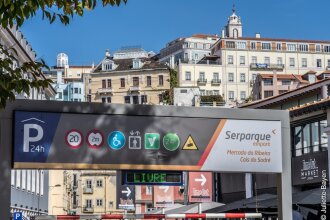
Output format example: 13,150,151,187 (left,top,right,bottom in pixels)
23,124,43,152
